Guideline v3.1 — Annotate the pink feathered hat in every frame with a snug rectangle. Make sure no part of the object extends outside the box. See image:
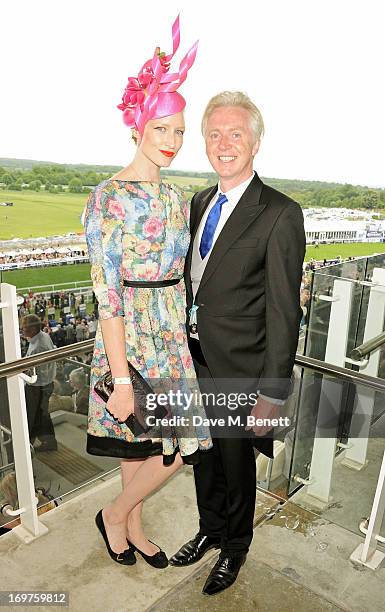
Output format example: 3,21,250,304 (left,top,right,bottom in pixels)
117,15,198,134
